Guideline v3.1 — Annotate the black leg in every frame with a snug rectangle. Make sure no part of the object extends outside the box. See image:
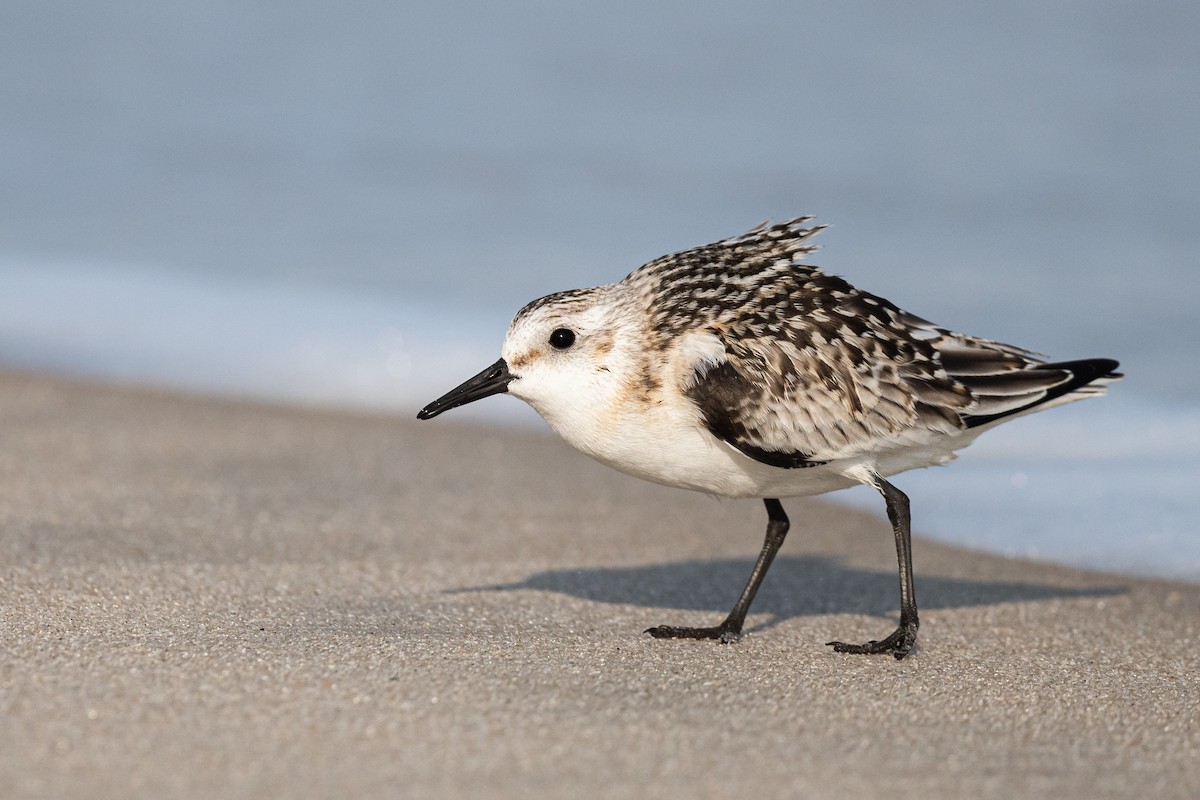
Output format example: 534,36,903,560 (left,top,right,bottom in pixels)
827,475,920,659
646,498,789,644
